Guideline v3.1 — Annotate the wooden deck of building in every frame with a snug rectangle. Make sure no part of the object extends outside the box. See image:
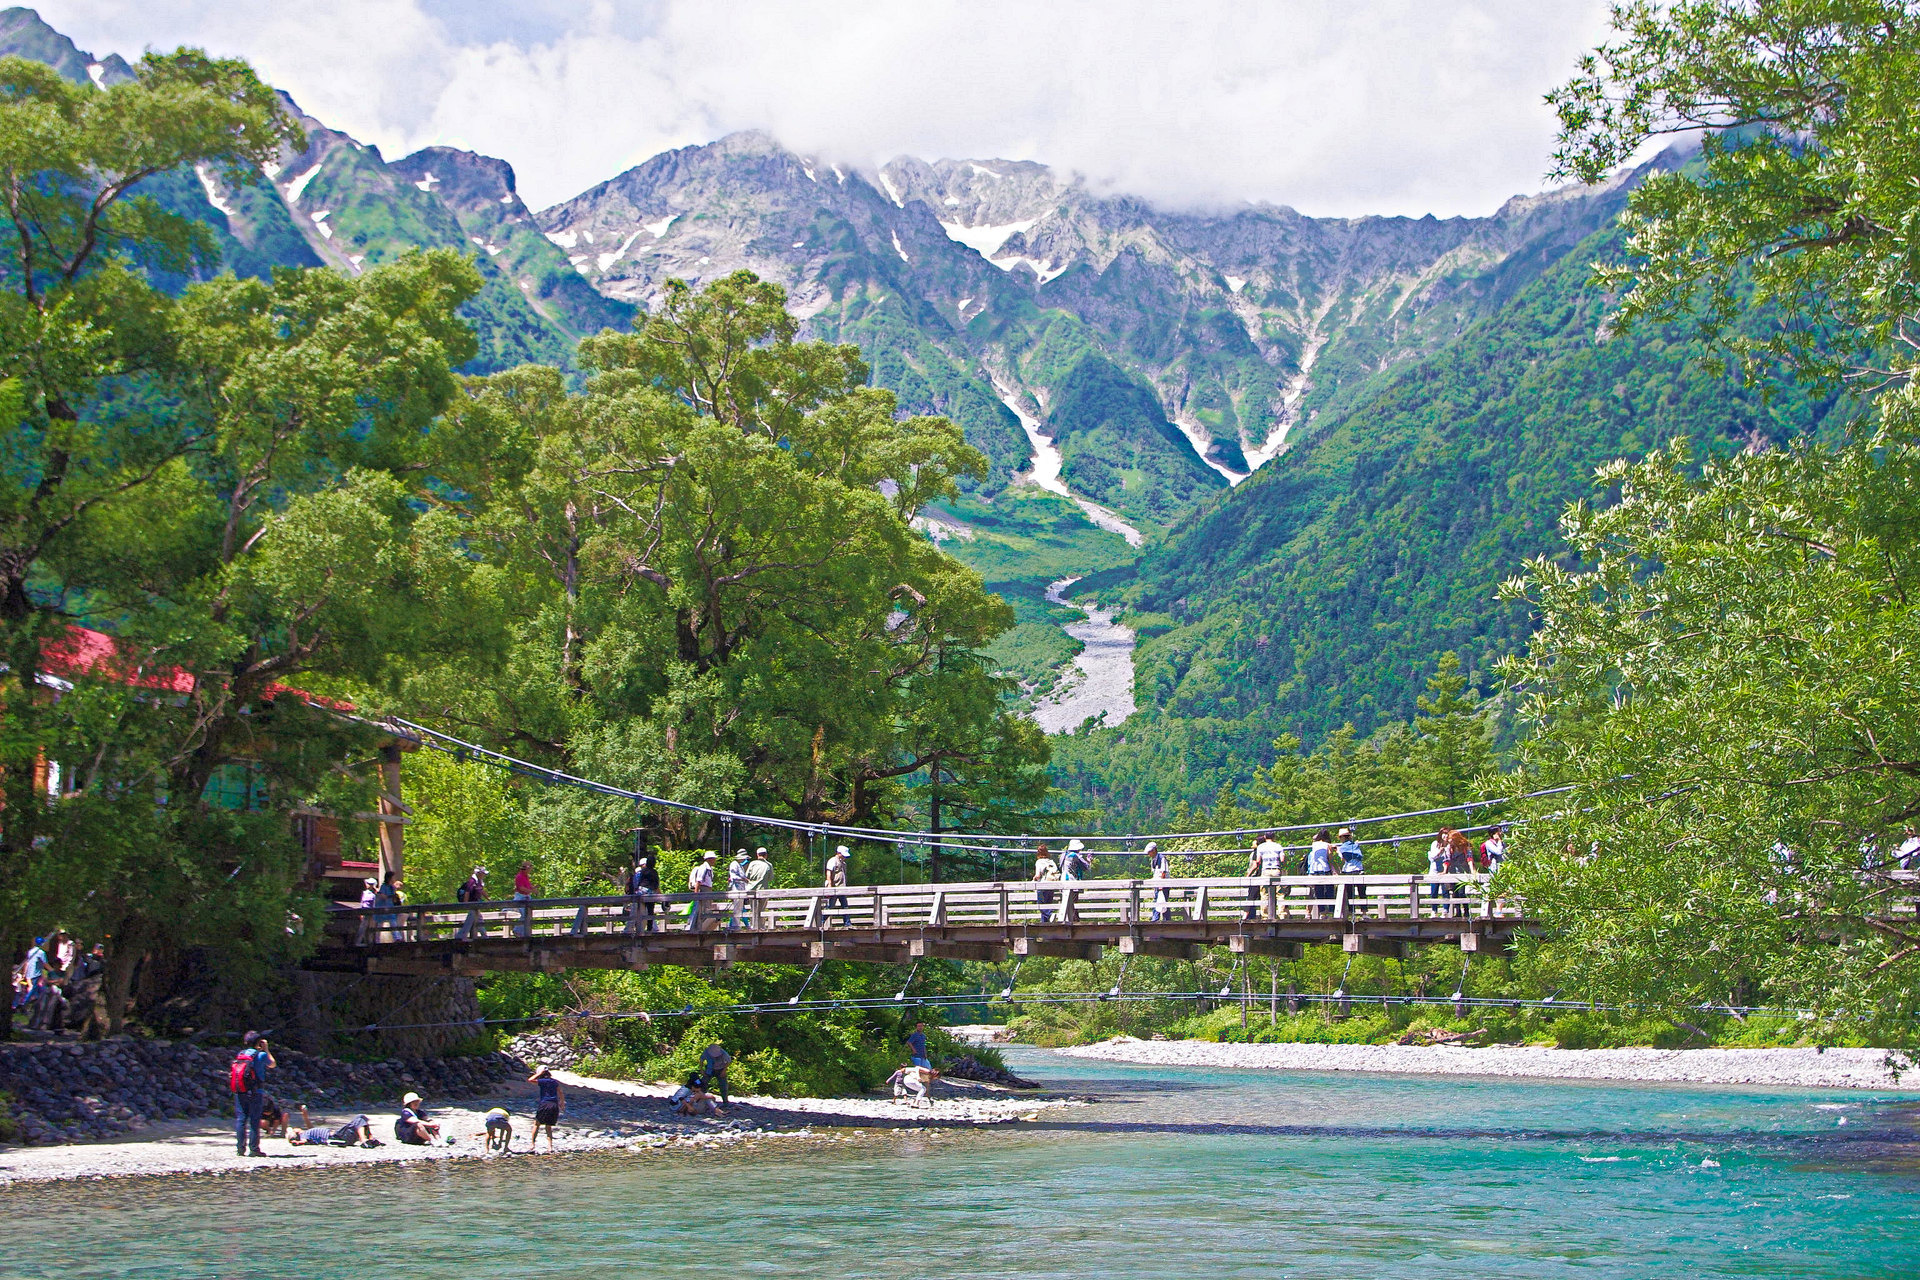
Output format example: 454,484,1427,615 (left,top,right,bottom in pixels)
310,874,1535,975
